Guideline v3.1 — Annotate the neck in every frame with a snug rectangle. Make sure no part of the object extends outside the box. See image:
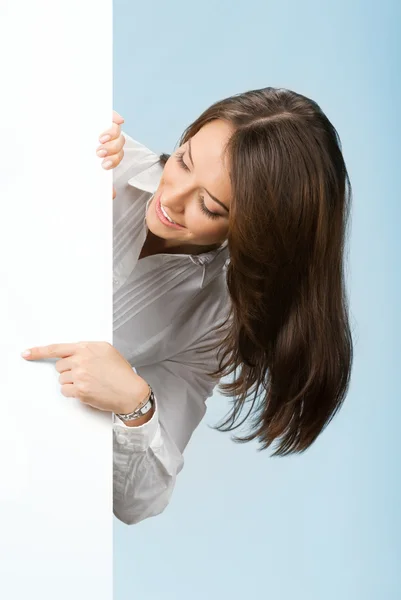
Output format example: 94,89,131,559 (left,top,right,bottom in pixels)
143,231,222,257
